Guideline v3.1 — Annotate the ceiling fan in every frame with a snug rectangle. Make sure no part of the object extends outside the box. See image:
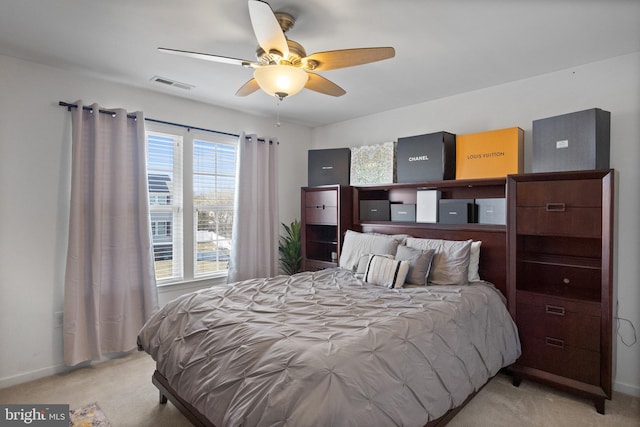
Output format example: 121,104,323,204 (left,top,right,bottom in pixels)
158,0,395,101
